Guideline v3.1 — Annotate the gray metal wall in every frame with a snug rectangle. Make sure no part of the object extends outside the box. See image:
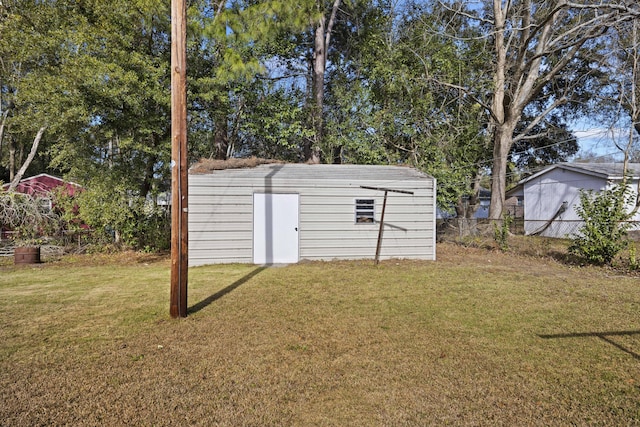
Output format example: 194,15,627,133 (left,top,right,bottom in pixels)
188,167,436,266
